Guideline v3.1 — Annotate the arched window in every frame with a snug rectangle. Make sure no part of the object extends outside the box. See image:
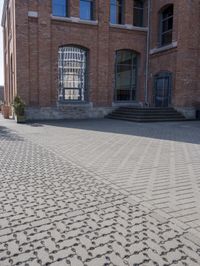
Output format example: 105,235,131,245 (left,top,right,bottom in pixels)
80,0,94,20
52,0,68,17
58,46,87,102
133,0,144,27
115,50,138,101
160,5,173,46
